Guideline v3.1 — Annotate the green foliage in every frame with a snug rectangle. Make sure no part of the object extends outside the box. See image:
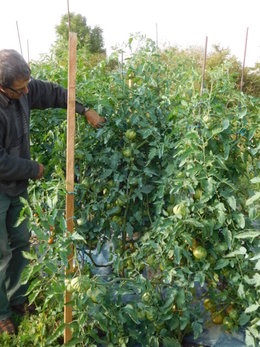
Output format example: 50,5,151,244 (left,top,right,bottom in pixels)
2,36,259,346
53,12,105,59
